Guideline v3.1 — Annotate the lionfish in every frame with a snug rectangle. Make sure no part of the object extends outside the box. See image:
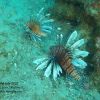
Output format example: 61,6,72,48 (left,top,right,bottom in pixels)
26,7,54,41
33,31,89,80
